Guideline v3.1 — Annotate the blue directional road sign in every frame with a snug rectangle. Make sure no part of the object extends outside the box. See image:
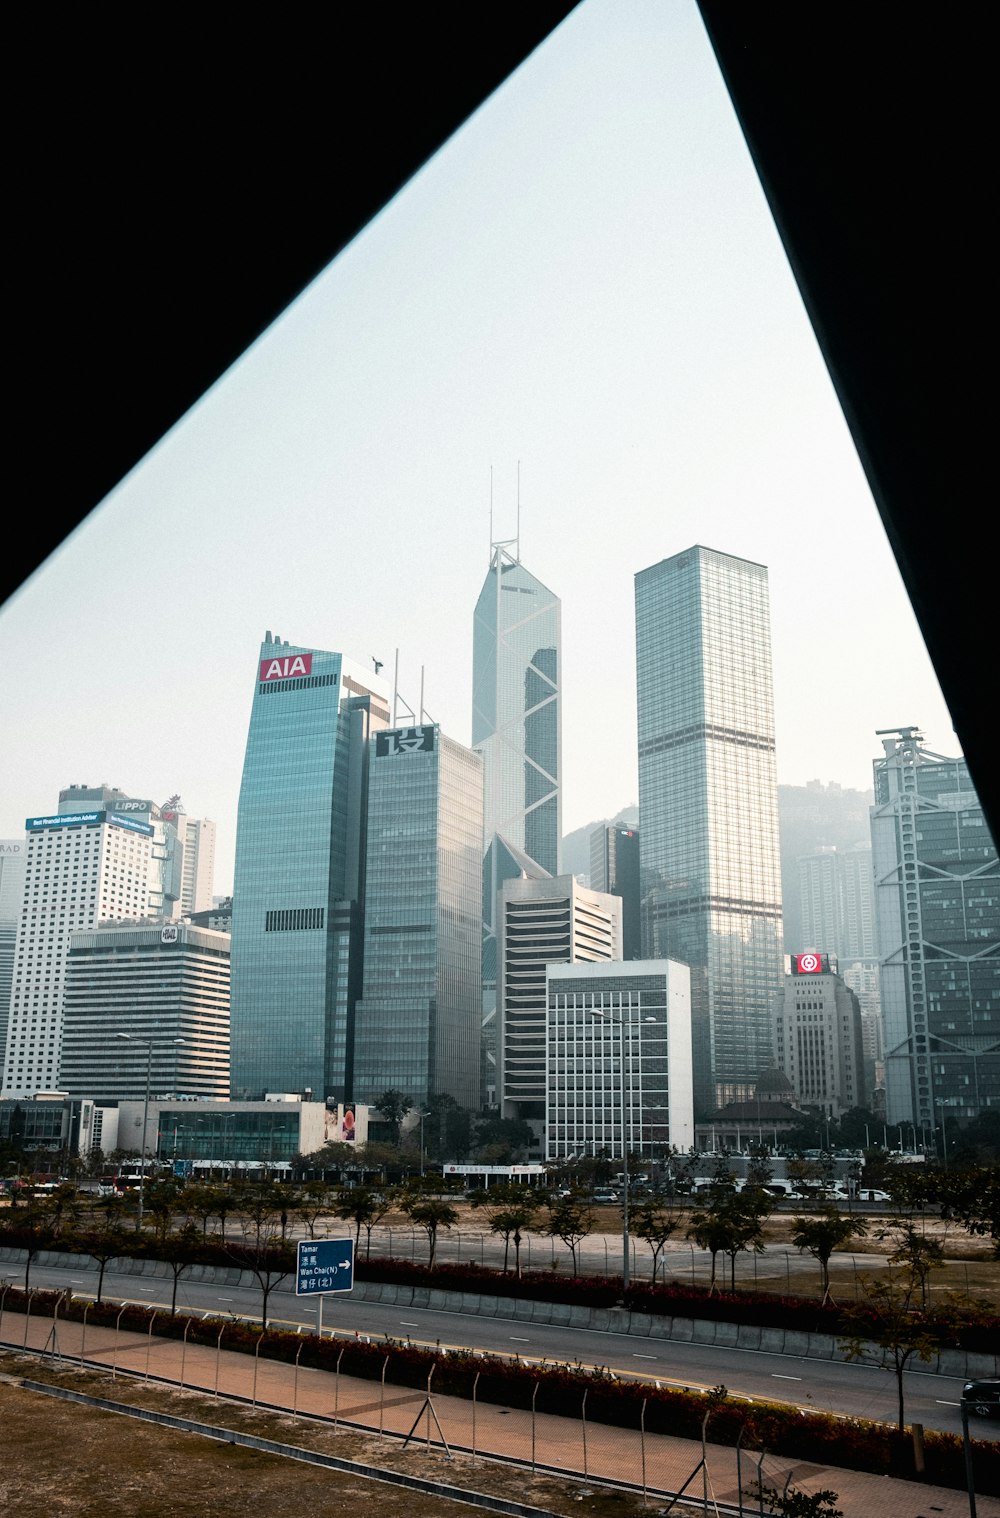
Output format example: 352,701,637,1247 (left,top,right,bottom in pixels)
296,1237,354,1296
